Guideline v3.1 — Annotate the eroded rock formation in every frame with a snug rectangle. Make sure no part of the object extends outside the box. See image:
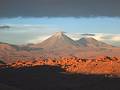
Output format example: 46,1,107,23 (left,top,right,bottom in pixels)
5,56,120,76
